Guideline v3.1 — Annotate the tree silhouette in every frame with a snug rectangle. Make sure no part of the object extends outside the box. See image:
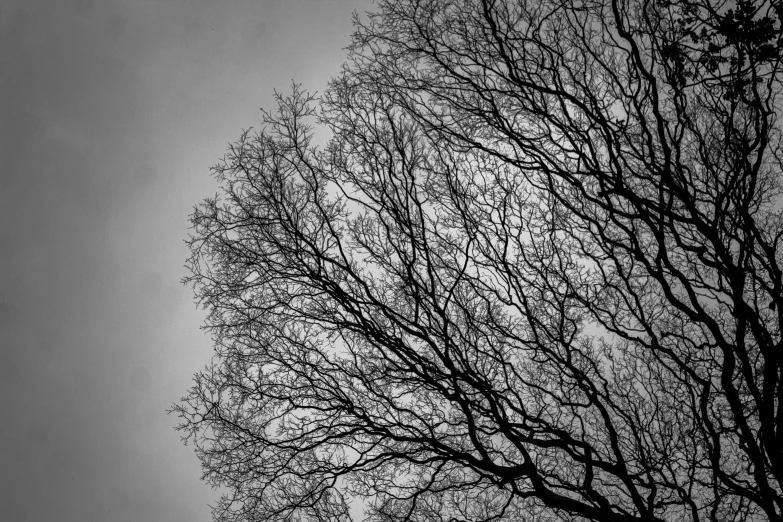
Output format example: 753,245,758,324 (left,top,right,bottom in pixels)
174,0,783,521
